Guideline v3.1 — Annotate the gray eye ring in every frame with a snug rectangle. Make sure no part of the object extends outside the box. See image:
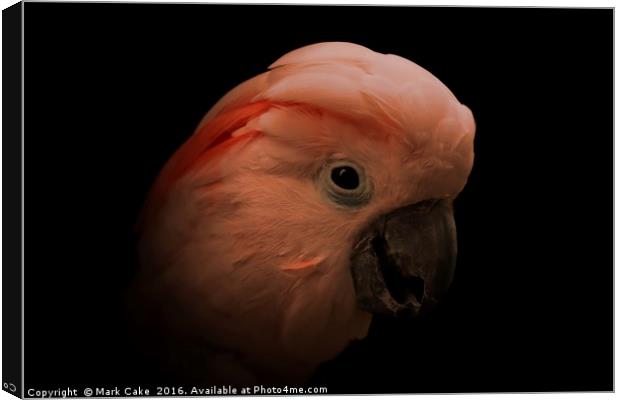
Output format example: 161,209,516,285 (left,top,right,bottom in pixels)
318,160,372,208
